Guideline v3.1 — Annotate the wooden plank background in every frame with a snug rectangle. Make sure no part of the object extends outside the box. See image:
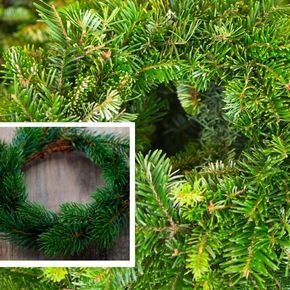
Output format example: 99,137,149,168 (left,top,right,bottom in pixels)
0,127,130,260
